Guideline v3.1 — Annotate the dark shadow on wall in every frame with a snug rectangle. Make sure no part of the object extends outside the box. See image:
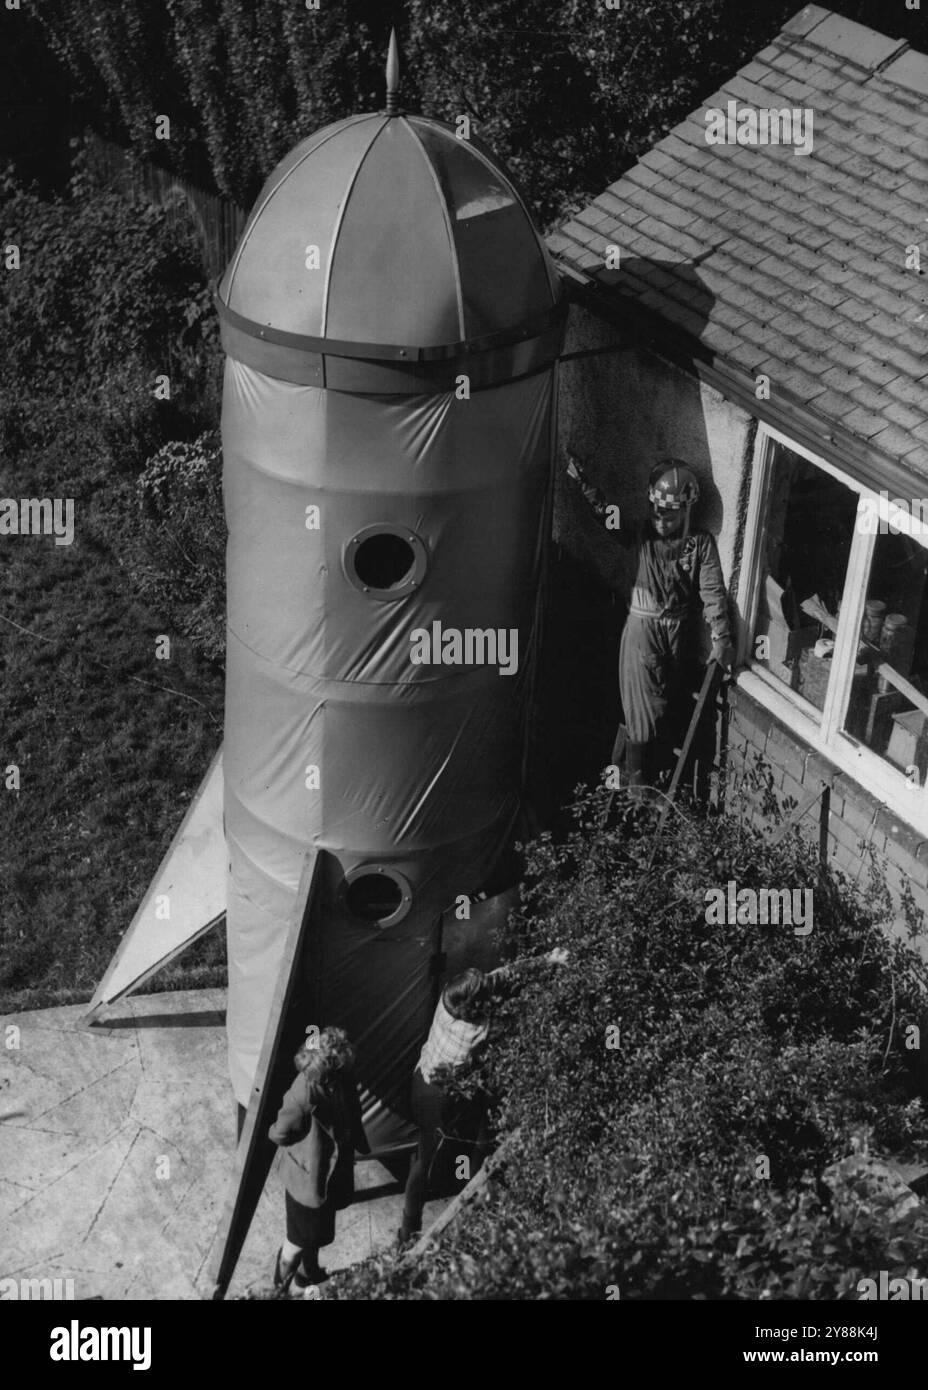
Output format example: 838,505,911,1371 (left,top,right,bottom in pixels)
529,261,729,834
